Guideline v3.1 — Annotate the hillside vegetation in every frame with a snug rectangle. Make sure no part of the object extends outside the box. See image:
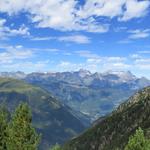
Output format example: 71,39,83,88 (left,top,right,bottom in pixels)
63,87,150,150
0,77,85,150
